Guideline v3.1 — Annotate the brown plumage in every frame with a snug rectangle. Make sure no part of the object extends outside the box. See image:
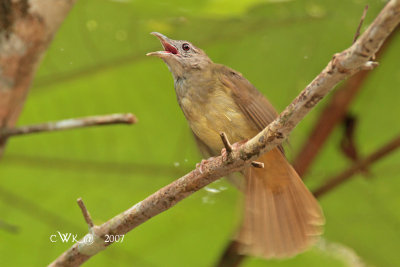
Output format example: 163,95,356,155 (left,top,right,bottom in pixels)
147,32,324,259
